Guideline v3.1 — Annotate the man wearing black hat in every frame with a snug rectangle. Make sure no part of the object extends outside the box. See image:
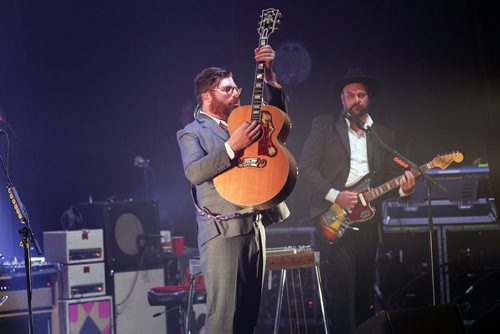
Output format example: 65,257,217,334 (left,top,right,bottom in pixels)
299,68,415,333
